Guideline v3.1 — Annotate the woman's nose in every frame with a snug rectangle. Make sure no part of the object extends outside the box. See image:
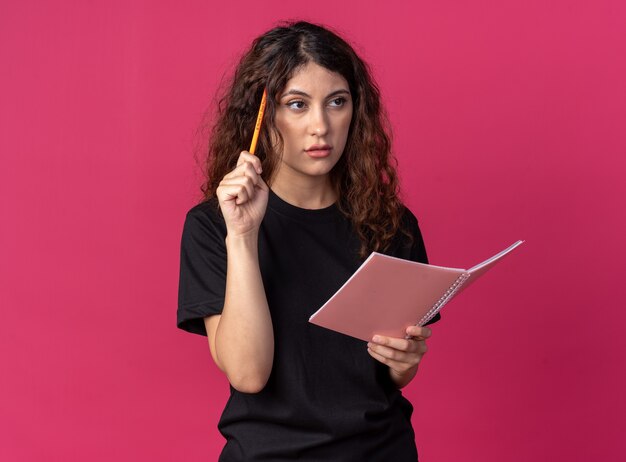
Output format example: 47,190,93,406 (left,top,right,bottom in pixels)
309,107,329,136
